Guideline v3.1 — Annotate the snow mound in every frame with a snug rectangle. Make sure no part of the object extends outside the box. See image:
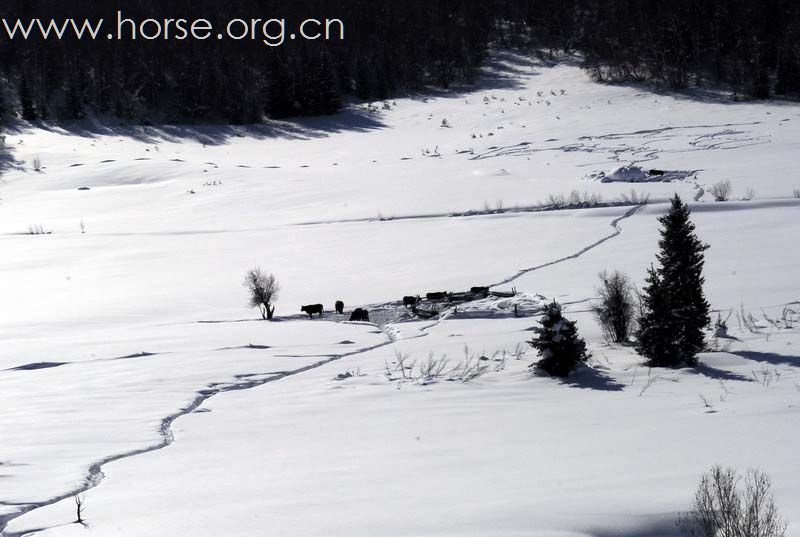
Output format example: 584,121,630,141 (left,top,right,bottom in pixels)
586,165,696,183
447,292,548,319
471,168,512,177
